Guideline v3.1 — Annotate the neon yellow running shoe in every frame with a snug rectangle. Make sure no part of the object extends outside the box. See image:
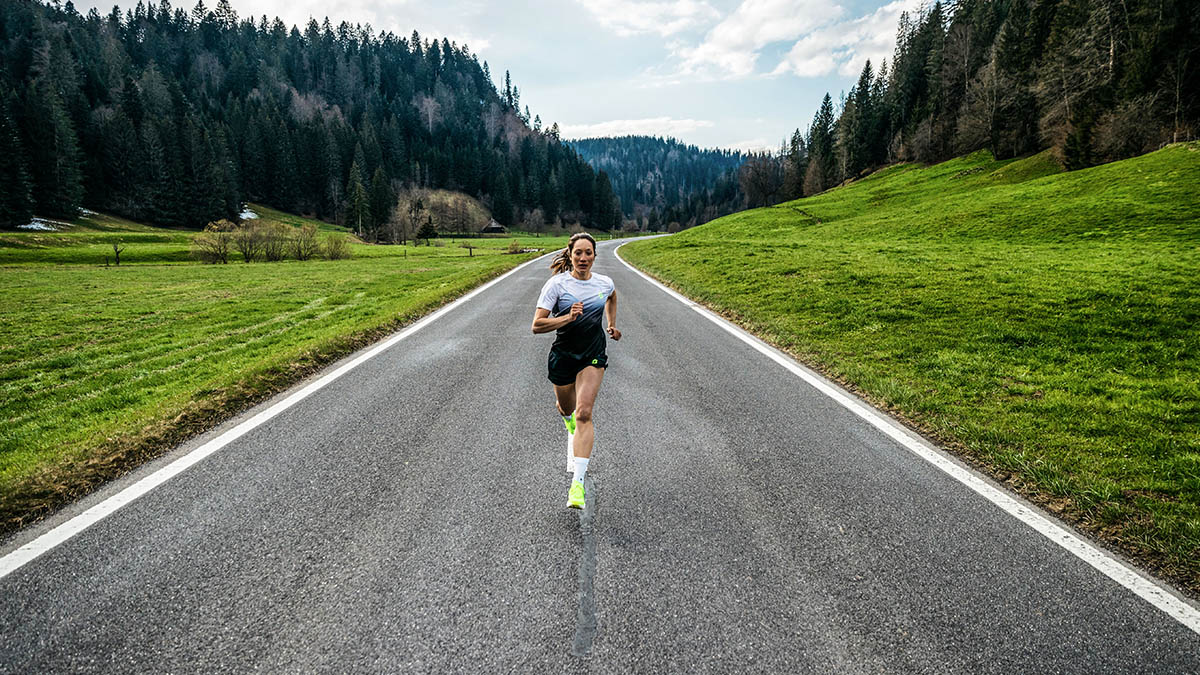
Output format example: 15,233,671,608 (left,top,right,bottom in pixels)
567,479,586,509
562,413,576,436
